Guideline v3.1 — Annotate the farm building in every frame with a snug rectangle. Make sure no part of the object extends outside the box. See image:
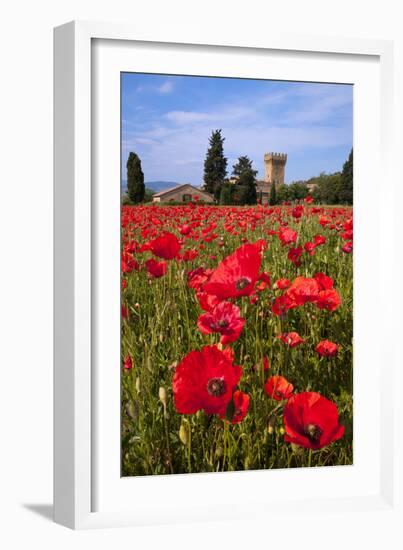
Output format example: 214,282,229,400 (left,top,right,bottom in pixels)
152,184,214,203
